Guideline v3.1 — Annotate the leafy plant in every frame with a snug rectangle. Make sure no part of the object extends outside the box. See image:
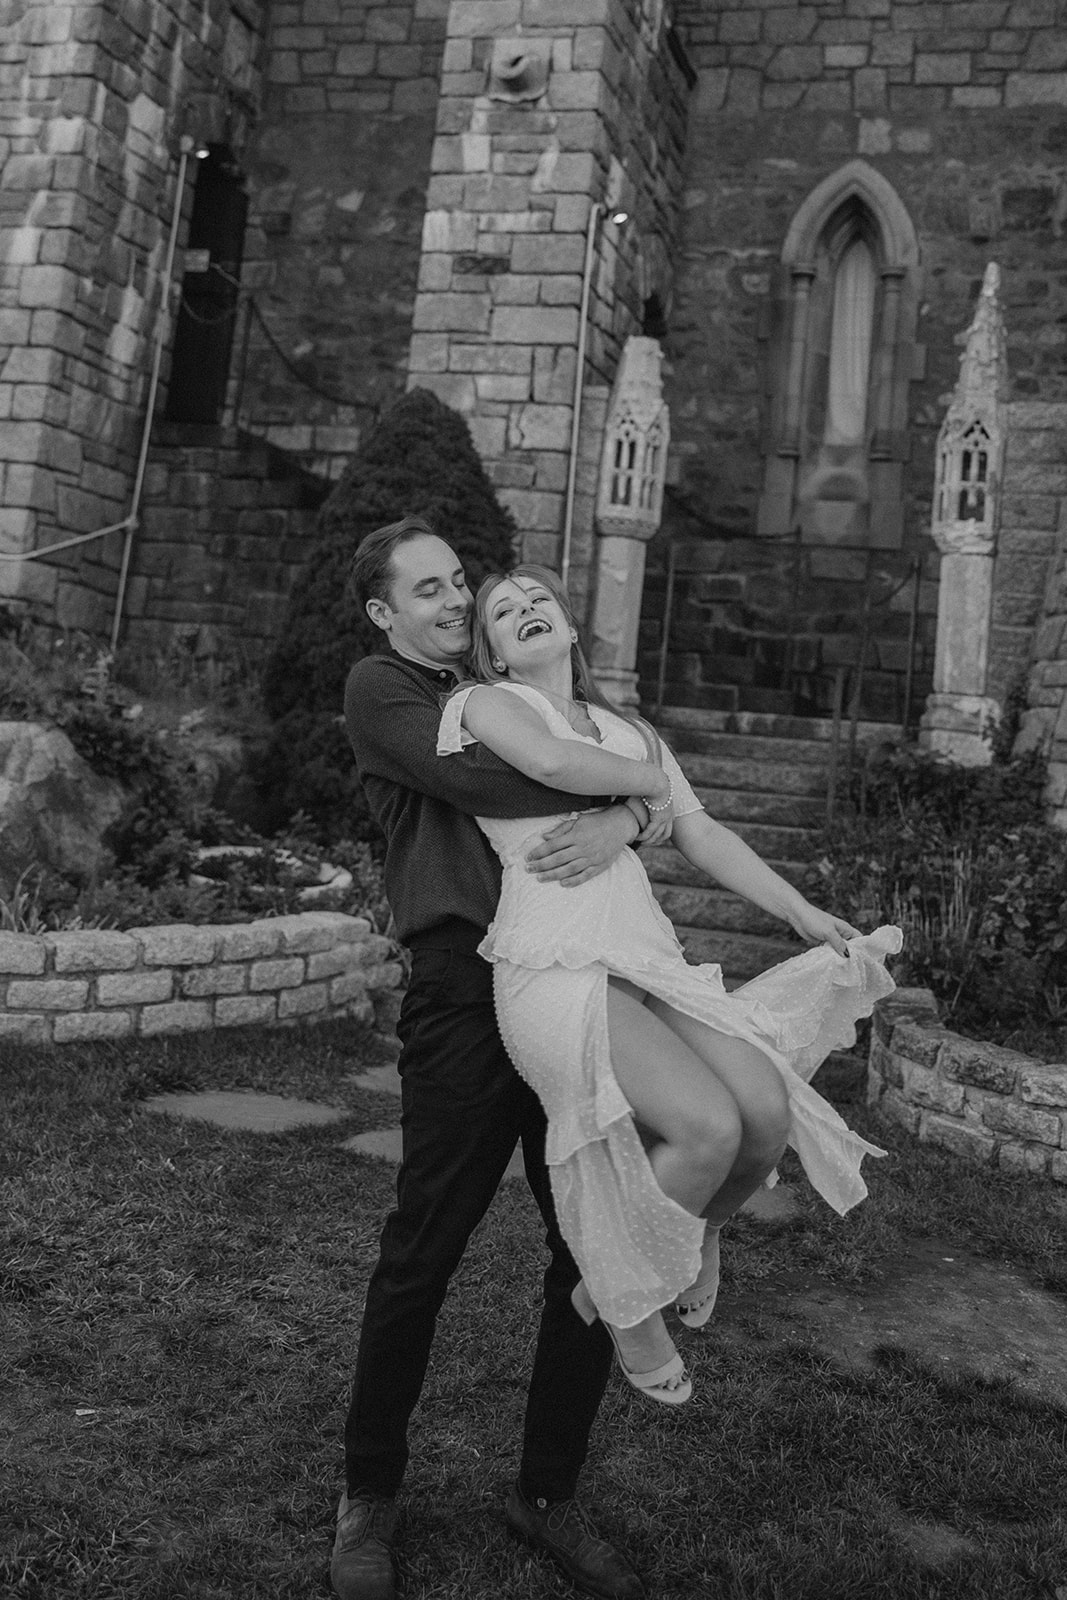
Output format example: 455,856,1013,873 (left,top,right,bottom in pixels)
258,387,519,839
817,741,1067,1055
